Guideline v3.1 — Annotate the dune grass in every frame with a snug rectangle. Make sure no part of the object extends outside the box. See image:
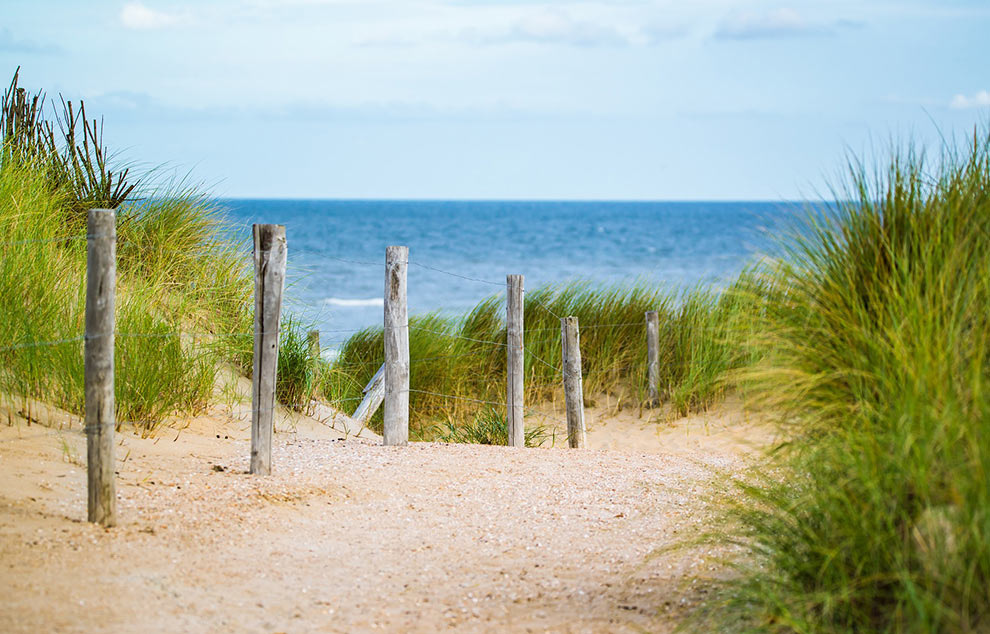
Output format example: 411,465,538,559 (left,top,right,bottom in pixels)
702,134,990,632
322,280,753,437
431,408,556,447
275,316,323,410
0,71,261,433
2,68,135,222
0,163,257,432
0,71,344,433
